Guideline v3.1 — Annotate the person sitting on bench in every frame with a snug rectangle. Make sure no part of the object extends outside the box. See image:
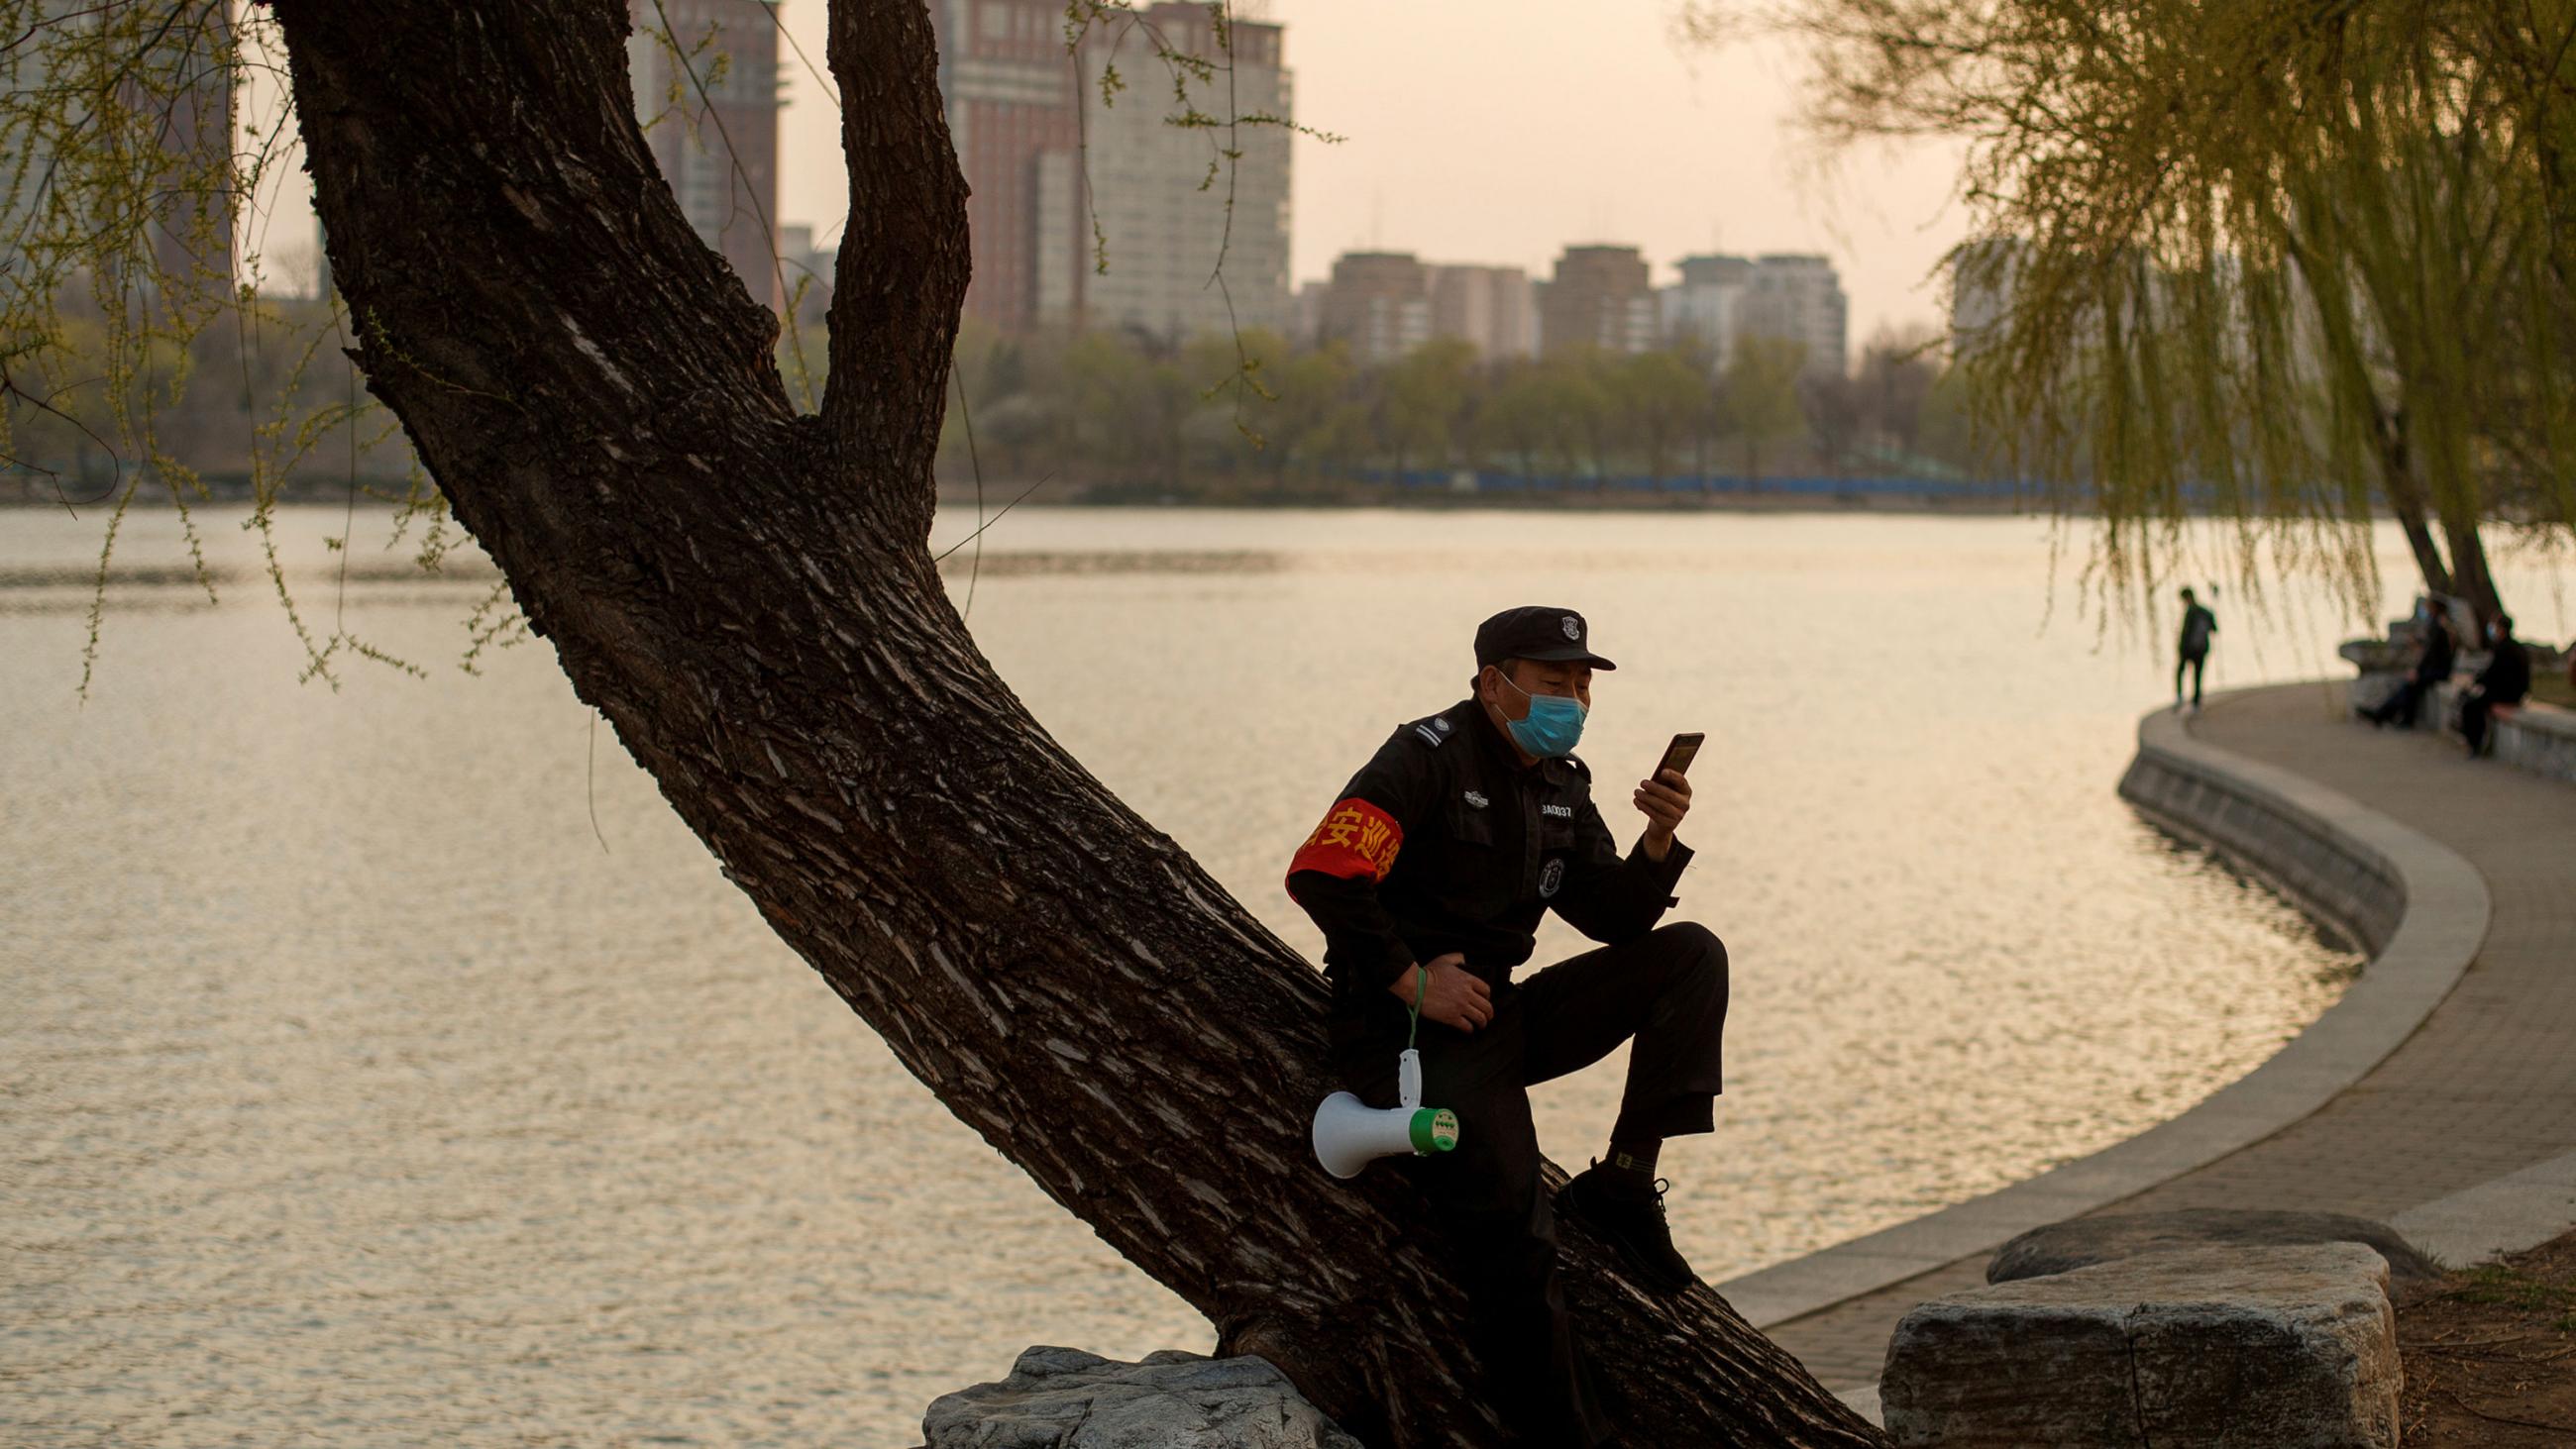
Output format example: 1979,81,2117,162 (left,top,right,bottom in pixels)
2460,614,2530,758
2361,607,2455,729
